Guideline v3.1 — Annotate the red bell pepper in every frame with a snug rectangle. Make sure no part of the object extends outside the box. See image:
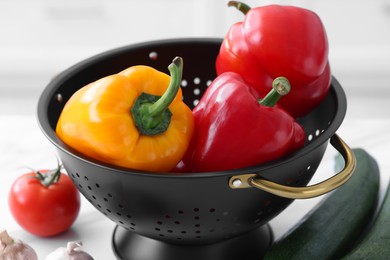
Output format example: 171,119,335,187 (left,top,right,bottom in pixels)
176,72,306,173
216,1,331,117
